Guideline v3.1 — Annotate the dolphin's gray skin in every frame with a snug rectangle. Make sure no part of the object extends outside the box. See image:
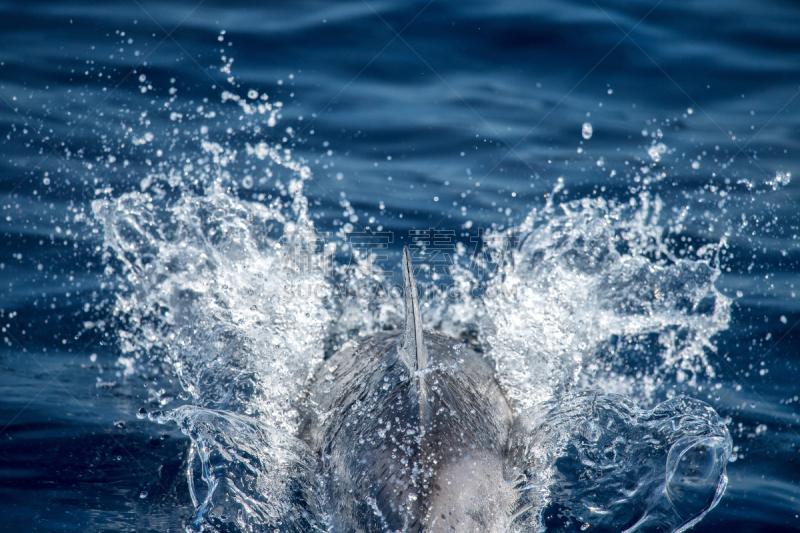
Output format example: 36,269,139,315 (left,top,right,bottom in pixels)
300,247,515,532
